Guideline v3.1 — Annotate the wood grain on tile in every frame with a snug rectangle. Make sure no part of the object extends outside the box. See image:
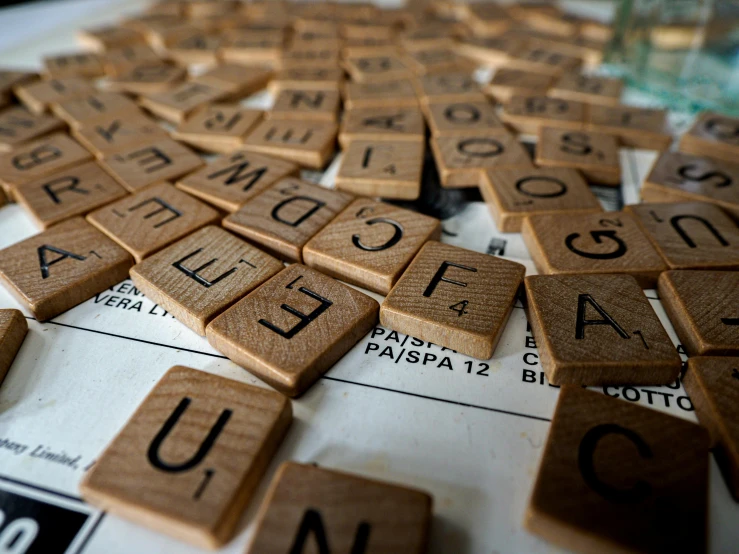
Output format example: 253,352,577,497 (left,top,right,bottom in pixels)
0,105,65,153
586,105,671,150
269,67,344,94
241,120,337,169
548,73,622,106
0,309,28,386
102,44,161,77
424,99,503,136
416,71,482,103
14,77,95,115
679,112,739,164
343,79,419,110
139,81,228,124
485,68,553,104
43,52,104,79
344,54,412,83
192,64,272,100
172,104,262,154
51,92,141,128
72,111,169,158
339,106,425,148
106,63,187,96
268,89,341,123
500,95,585,135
